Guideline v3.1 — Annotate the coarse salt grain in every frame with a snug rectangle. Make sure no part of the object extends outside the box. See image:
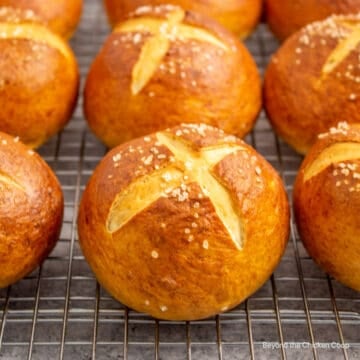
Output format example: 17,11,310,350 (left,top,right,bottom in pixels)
143,155,153,165
349,93,357,101
112,154,121,162
133,33,142,44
